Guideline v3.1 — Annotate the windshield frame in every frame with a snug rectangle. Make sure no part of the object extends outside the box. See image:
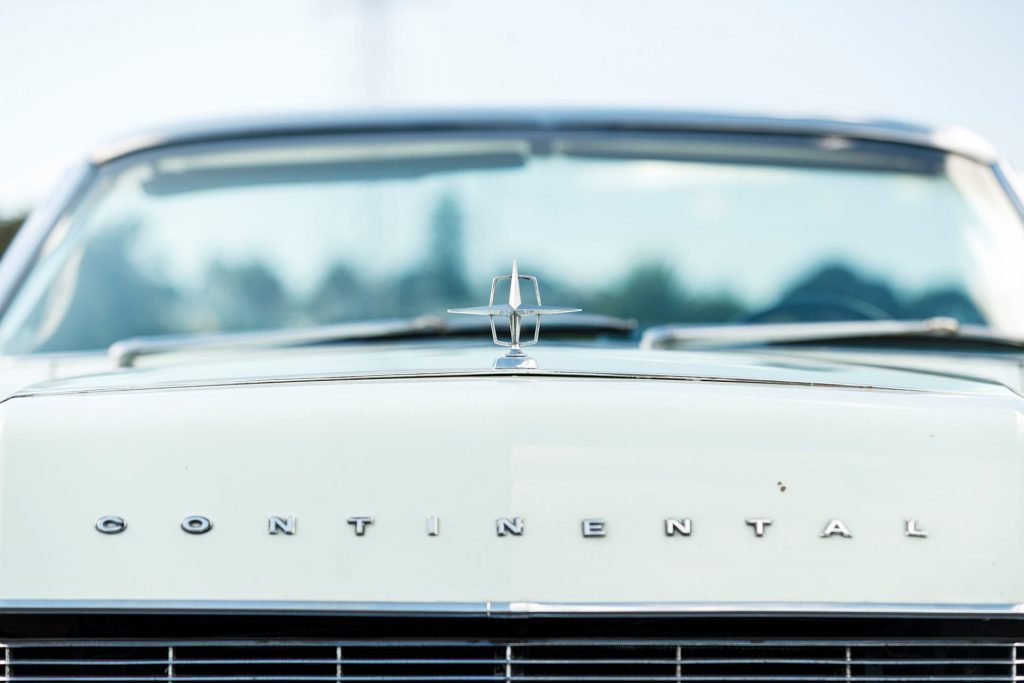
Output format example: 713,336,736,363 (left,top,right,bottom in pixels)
1,118,1022,358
